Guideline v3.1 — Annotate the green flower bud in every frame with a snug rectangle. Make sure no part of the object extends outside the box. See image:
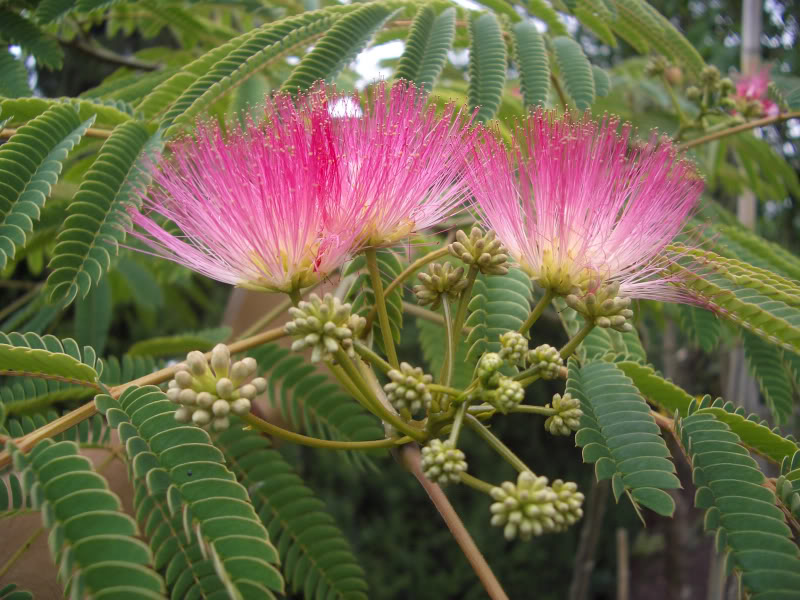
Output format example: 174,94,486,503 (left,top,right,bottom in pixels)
384,362,434,416
448,228,509,275
544,393,583,436
477,352,503,388
489,376,524,413
210,343,230,377
421,439,467,485
413,262,470,309
686,86,702,101
525,344,565,380
564,283,634,332
499,331,528,367
285,294,365,362
700,65,721,87
719,77,734,95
